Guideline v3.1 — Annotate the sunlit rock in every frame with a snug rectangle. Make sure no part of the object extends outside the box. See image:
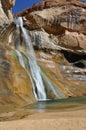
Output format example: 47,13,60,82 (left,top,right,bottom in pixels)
59,30,86,50
0,0,15,27
16,0,86,34
31,30,58,49
15,0,86,52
